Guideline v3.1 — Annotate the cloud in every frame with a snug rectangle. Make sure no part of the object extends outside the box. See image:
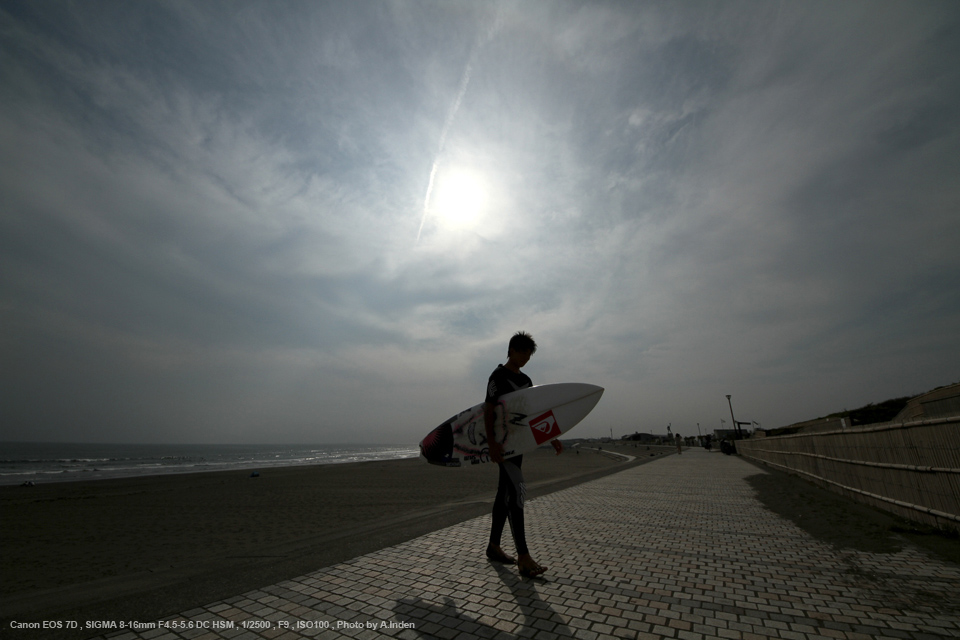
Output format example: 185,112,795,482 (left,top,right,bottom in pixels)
1,1,958,444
